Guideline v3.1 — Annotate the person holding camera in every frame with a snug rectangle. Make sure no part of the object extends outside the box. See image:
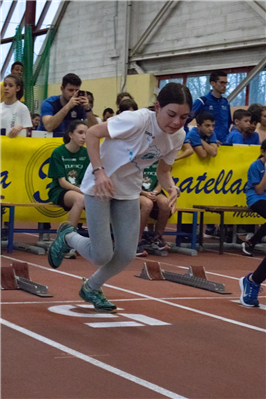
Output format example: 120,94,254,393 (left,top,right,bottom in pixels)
38,73,98,137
